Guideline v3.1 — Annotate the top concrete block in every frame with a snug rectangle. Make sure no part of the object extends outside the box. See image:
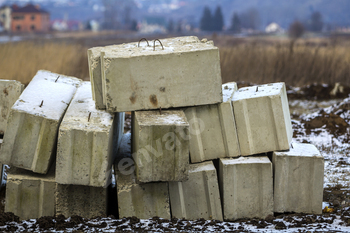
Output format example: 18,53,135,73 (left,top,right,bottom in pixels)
273,143,324,214
56,81,122,187
0,80,24,135
0,70,81,174
184,82,240,163
100,36,223,112
232,82,292,156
